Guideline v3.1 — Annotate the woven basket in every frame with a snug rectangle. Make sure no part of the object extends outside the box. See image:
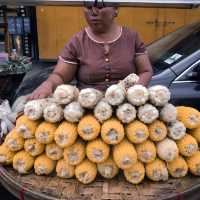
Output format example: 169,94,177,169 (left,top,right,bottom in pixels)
1,165,200,200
